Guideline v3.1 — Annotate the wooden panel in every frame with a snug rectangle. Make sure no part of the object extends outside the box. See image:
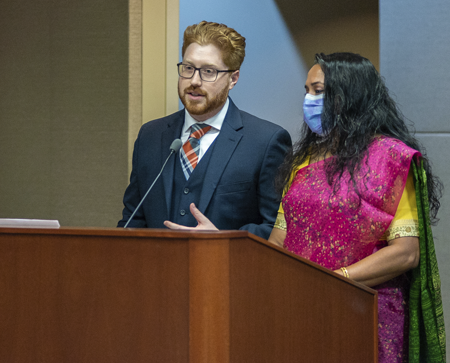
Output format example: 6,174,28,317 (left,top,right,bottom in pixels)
0,228,190,362
229,237,377,363
189,238,230,363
